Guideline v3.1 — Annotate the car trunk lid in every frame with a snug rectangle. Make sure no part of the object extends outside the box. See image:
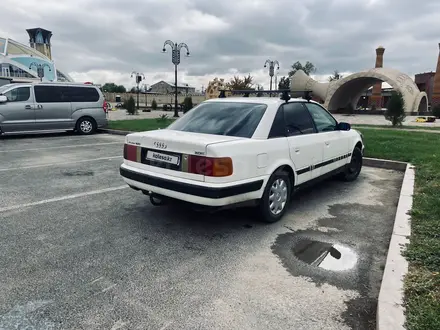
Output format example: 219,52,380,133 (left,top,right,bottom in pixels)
124,129,243,182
